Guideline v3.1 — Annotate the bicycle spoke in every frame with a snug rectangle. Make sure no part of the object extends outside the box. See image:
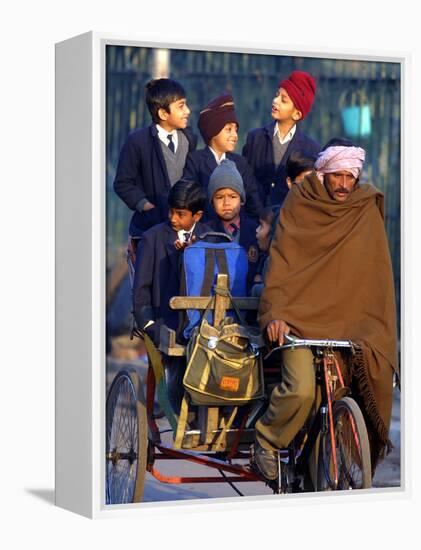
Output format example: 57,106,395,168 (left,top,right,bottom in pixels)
106,375,139,503
336,412,363,489
319,398,371,492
